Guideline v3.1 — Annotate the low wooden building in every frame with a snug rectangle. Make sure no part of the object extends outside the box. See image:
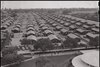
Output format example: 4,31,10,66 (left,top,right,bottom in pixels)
26,27,35,32
69,25,77,30
44,30,53,36
52,24,57,27
48,34,61,43
60,21,64,24
27,35,37,41
83,25,90,30
86,33,99,39
76,29,88,35
1,25,7,30
60,29,69,35
64,23,70,27
76,22,82,26
67,33,79,39
91,28,99,34
12,27,20,33
55,26,62,31
26,30,35,36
